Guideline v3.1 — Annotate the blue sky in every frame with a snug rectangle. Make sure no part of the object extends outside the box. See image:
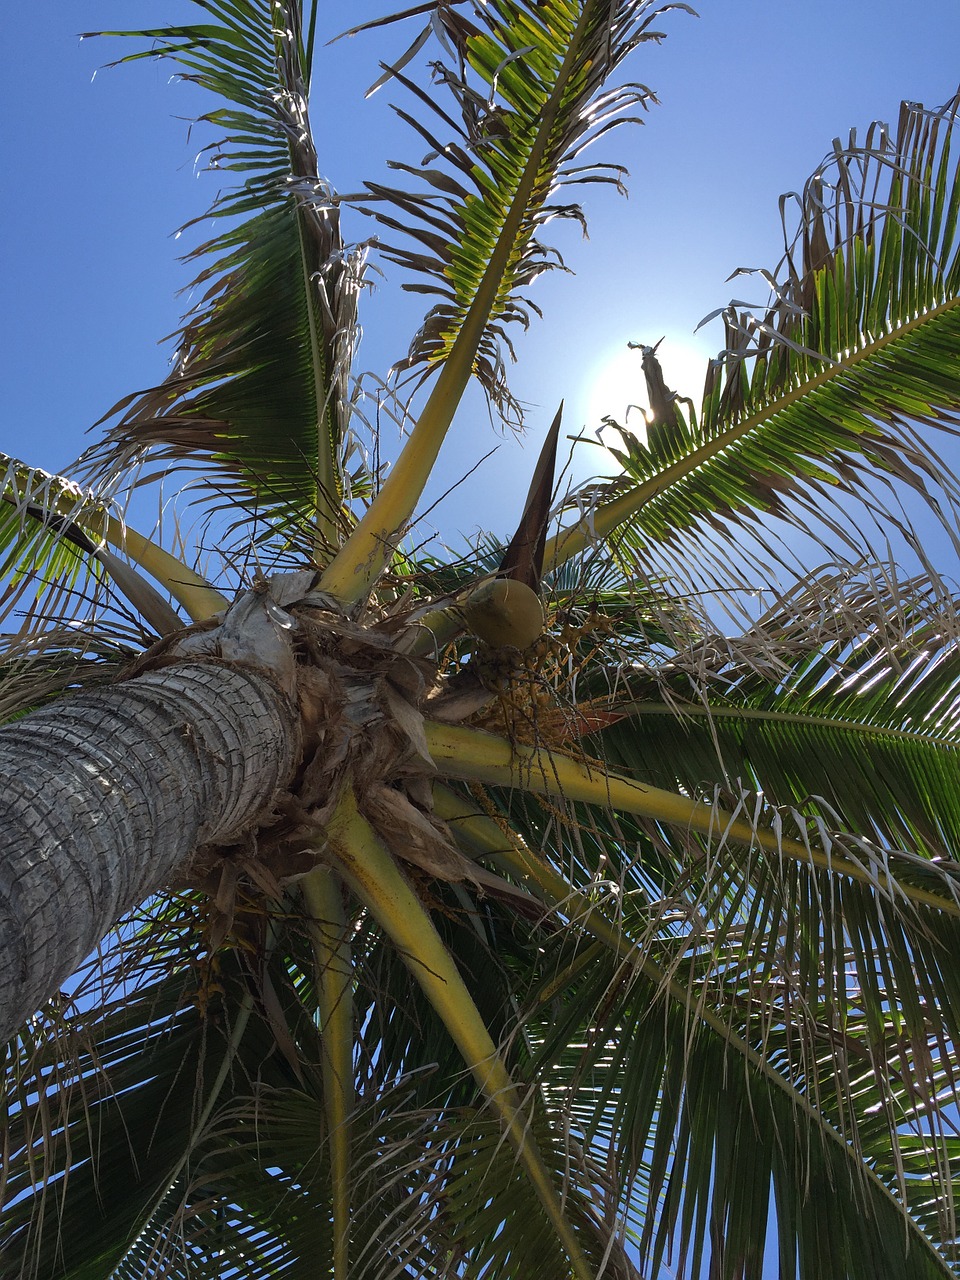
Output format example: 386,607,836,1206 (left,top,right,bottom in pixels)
4,2,960,548
3,5,960,1277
